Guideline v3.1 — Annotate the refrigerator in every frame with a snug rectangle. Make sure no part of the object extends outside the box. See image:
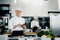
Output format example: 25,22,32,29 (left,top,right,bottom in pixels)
50,13,60,36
